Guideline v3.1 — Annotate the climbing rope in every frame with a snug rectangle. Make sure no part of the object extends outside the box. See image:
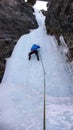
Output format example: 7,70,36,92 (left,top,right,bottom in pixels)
39,53,46,130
